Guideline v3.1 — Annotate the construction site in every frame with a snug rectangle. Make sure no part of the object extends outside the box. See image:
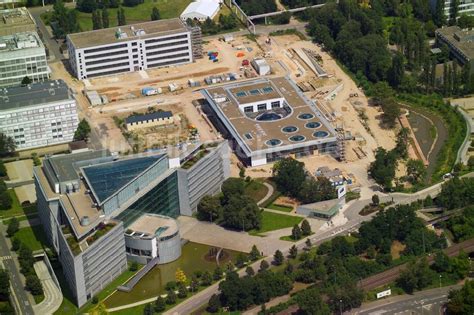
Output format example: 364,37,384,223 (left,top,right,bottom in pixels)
58,31,409,194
